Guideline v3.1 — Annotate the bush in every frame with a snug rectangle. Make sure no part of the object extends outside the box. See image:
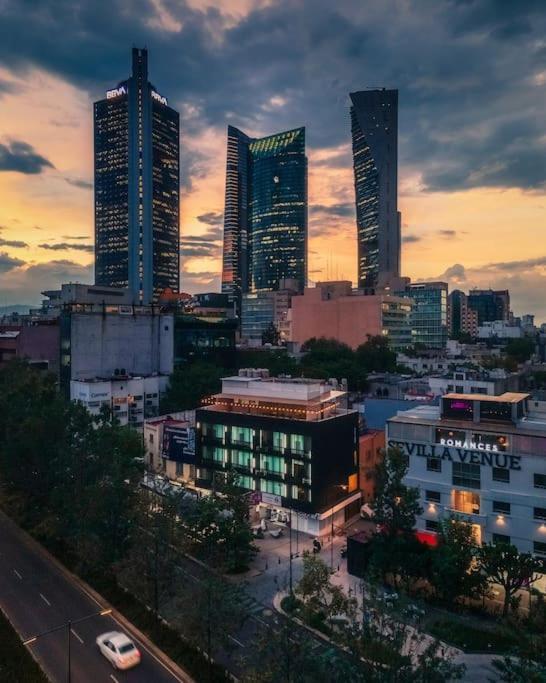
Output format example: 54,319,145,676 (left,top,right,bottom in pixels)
429,618,515,654
0,609,47,682
281,593,302,614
